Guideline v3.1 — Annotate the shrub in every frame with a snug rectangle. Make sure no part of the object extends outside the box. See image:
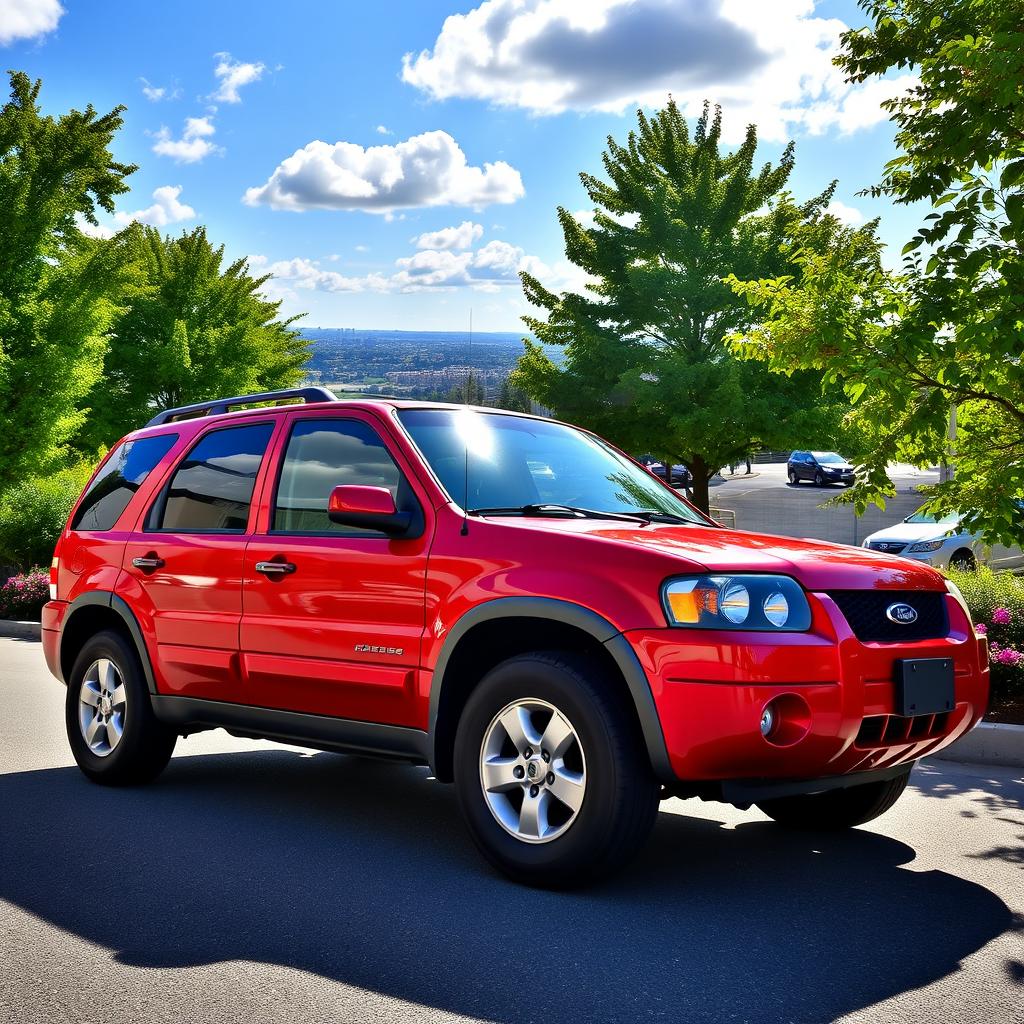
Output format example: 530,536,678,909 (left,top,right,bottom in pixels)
0,461,95,571
946,565,1024,703
0,568,49,621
